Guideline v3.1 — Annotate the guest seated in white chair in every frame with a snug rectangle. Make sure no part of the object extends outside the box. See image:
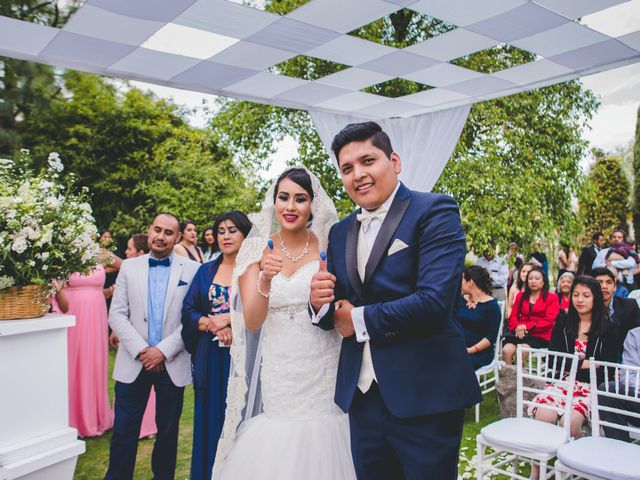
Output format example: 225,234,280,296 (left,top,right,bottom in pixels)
458,266,502,369
599,325,640,441
555,271,574,313
506,262,534,319
502,266,559,365
528,276,619,479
